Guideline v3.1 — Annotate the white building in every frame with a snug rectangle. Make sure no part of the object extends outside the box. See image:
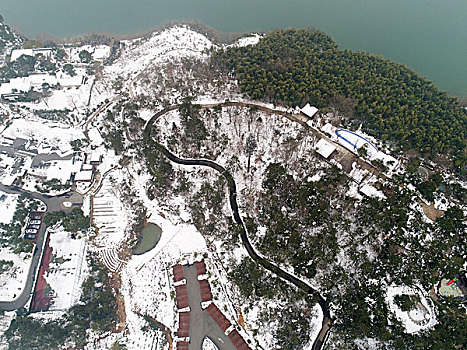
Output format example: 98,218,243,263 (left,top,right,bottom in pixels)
10,49,34,62
74,170,93,182
314,138,336,159
300,103,319,118
30,154,84,184
0,72,84,96
10,48,54,62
